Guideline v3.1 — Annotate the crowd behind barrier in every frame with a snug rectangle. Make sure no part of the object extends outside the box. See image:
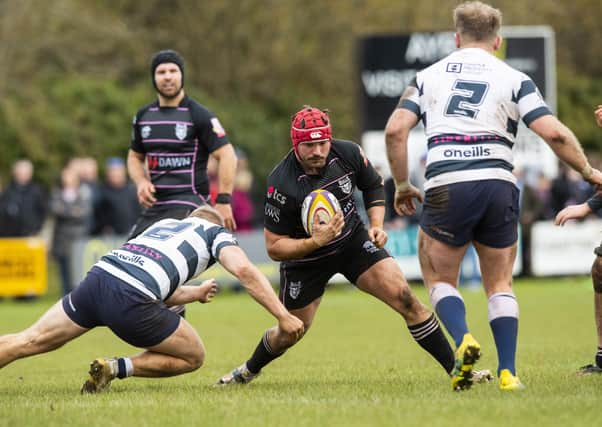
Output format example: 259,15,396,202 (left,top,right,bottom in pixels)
1,155,601,297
